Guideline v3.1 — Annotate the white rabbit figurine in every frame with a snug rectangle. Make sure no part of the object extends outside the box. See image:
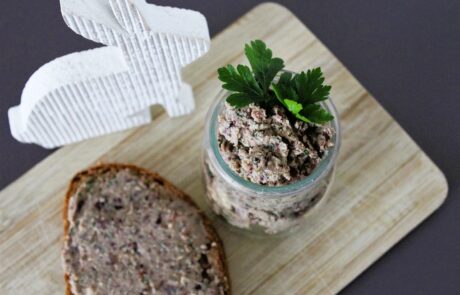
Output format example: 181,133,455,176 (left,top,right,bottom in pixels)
8,0,210,148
